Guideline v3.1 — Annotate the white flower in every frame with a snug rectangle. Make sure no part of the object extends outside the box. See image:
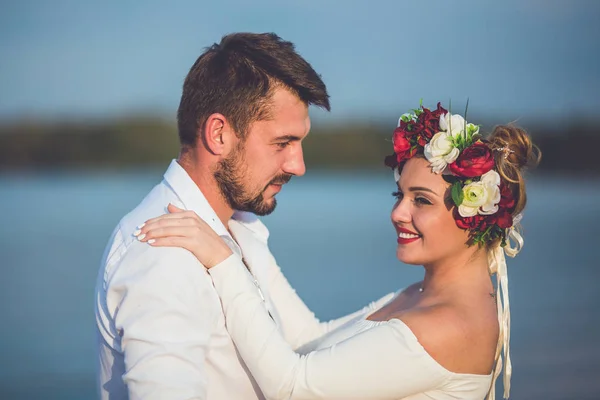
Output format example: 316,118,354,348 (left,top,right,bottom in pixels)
458,170,502,217
439,113,467,138
423,131,460,173
439,112,480,141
